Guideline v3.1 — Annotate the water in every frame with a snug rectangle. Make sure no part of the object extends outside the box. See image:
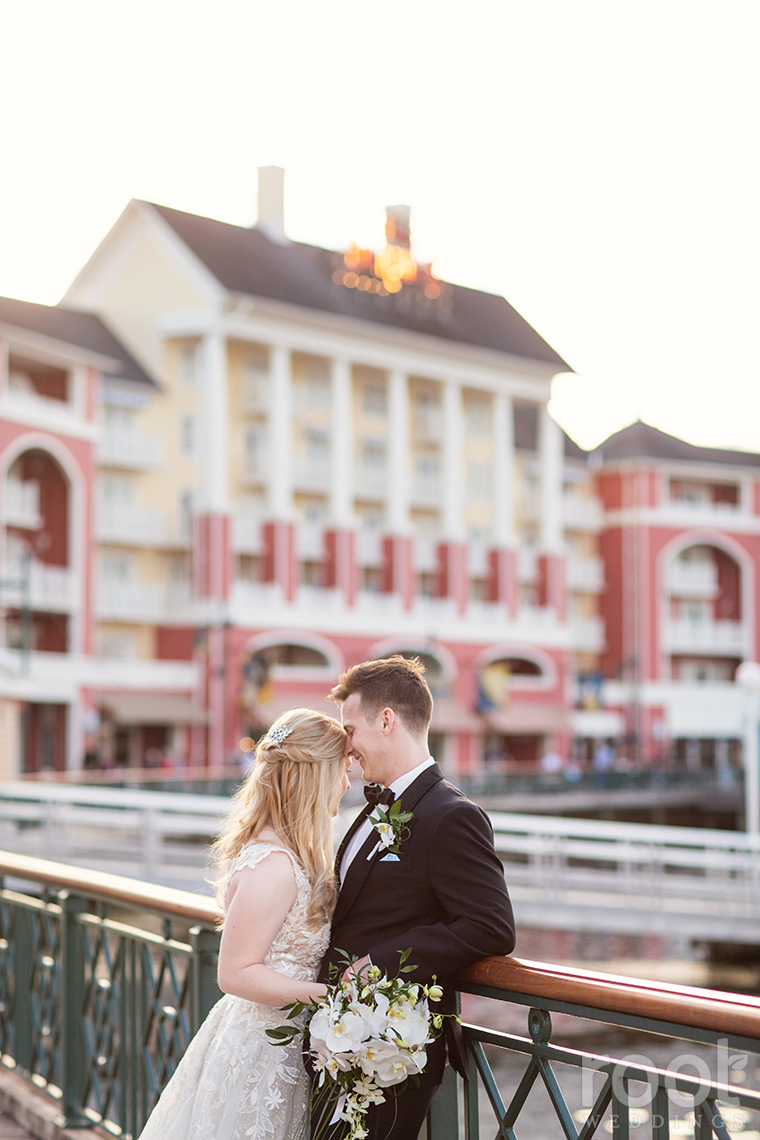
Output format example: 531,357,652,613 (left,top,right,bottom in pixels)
458,927,760,1140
